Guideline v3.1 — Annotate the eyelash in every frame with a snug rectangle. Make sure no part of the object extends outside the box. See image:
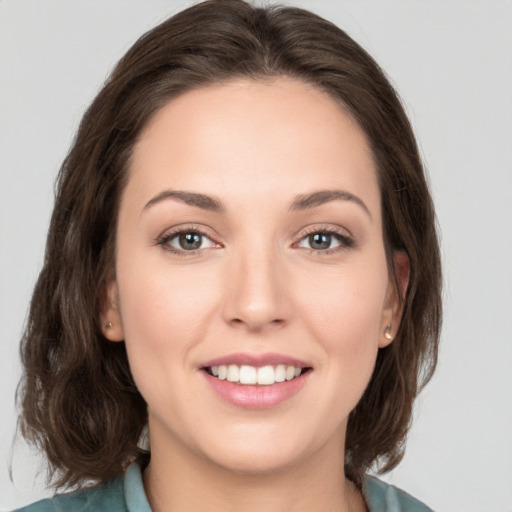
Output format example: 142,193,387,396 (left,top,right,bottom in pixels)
155,225,218,257
155,225,356,257
297,225,356,255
